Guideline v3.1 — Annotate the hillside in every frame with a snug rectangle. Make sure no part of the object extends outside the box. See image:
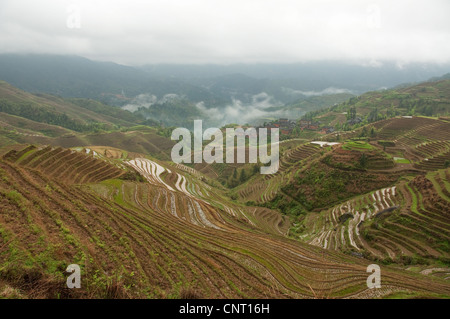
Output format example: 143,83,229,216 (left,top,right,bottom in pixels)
1,144,448,299
234,116,450,270
0,81,152,132
301,79,450,132
0,81,176,160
